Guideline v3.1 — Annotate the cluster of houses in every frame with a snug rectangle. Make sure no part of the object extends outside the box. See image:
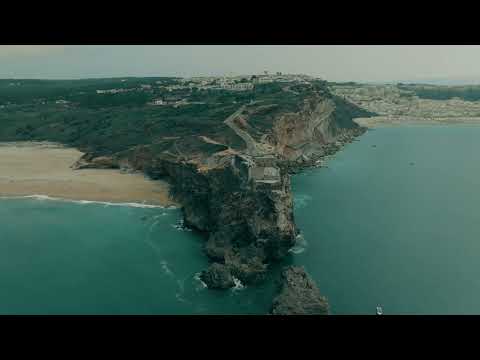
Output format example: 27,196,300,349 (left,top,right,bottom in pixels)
96,84,153,94
93,73,321,107
150,95,189,107
96,88,137,94
153,72,318,93
217,80,254,91
95,73,319,96
97,89,124,94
